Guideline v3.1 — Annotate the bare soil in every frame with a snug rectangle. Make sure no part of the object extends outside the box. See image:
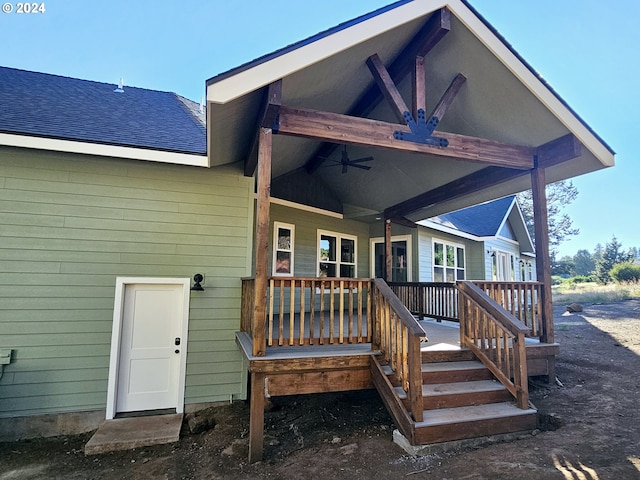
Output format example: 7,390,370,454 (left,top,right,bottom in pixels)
2,300,640,479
